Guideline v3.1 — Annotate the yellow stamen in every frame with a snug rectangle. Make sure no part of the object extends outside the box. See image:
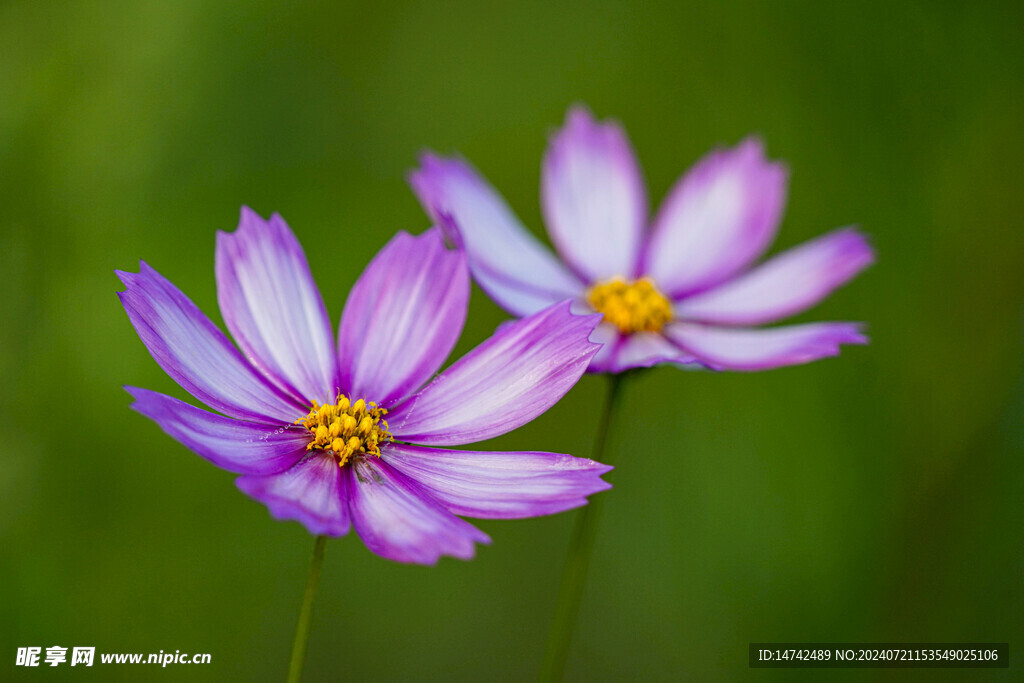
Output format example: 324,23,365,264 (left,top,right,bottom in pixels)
357,415,374,436
586,276,673,334
295,393,392,468
340,414,357,437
